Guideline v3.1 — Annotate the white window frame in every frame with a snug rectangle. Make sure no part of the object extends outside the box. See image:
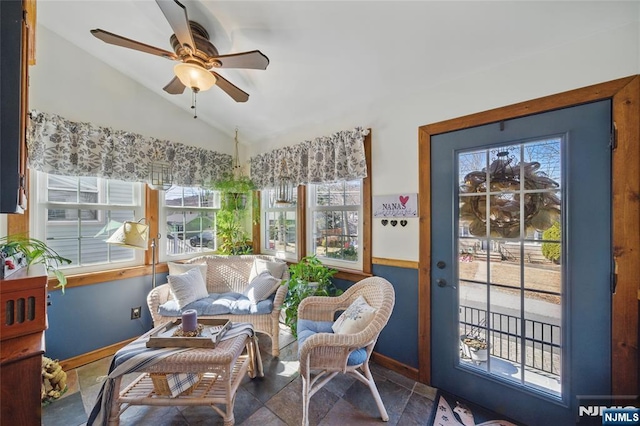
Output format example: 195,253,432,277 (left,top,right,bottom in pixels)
31,171,146,274
159,186,220,262
260,187,298,261
45,174,103,224
307,180,363,270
